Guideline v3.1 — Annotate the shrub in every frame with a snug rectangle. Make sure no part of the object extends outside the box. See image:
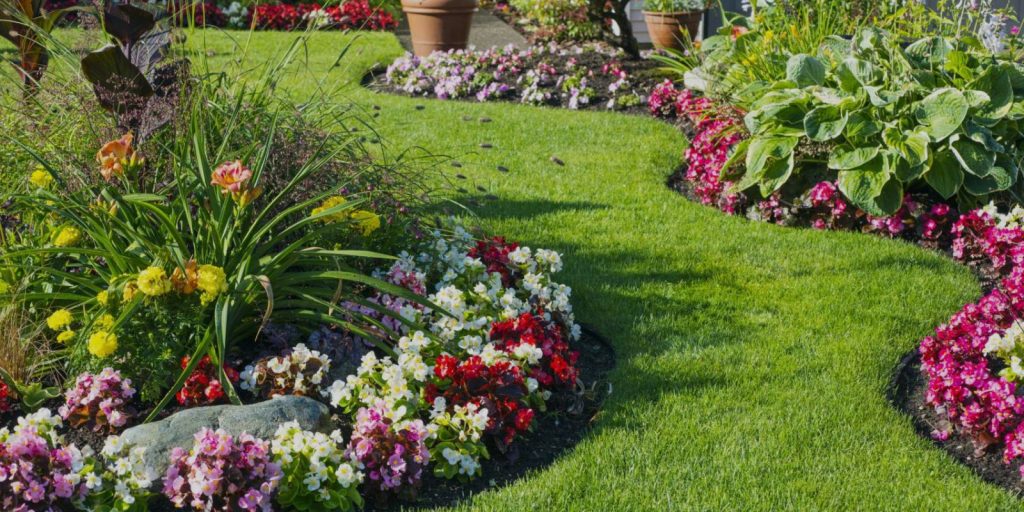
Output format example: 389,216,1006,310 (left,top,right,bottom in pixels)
58,368,136,432
162,428,281,511
270,421,363,510
641,0,708,13
509,0,600,42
